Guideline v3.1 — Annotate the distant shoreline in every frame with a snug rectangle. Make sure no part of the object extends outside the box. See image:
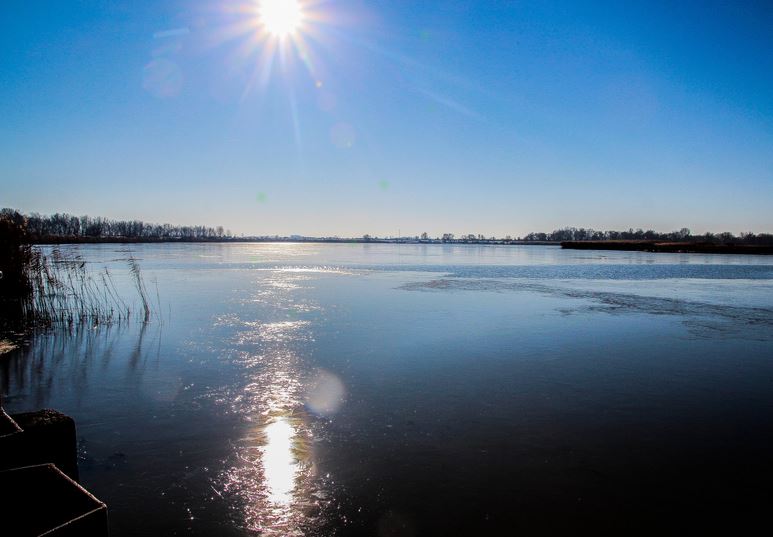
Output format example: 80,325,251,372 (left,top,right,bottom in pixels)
23,237,773,254
28,236,560,246
561,240,773,255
